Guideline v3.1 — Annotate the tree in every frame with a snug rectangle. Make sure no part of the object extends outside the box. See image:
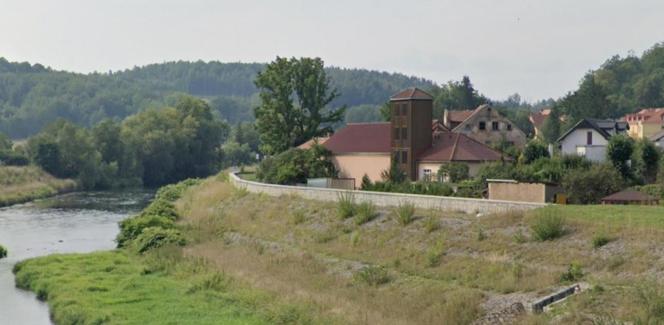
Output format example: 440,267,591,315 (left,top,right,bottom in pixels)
0,132,12,151
254,57,345,154
632,138,661,184
34,142,60,176
437,163,469,183
607,134,634,180
520,140,550,164
562,164,624,204
380,159,407,183
256,145,337,185
558,74,613,120
430,76,489,115
360,174,373,190
540,106,562,144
